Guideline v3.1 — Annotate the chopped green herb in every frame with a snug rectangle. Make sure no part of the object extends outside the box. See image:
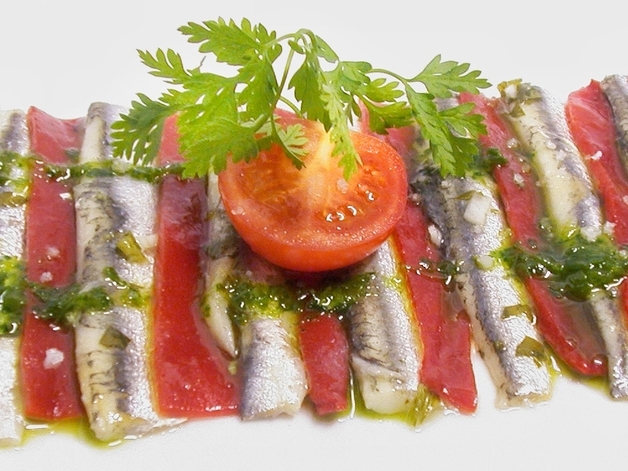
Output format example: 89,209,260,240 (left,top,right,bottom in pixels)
115,231,148,264
515,336,547,367
300,273,374,313
219,275,298,324
0,151,32,205
501,233,628,302
30,283,112,327
99,326,131,350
